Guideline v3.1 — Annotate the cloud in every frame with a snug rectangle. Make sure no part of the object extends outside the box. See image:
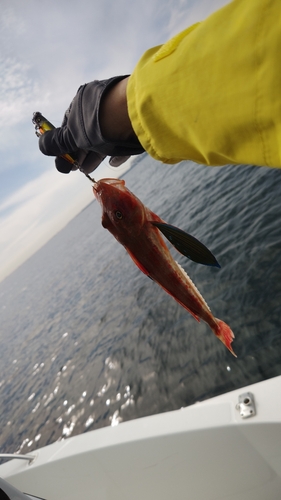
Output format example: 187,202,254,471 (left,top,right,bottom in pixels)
166,0,229,35
0,57,48,120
